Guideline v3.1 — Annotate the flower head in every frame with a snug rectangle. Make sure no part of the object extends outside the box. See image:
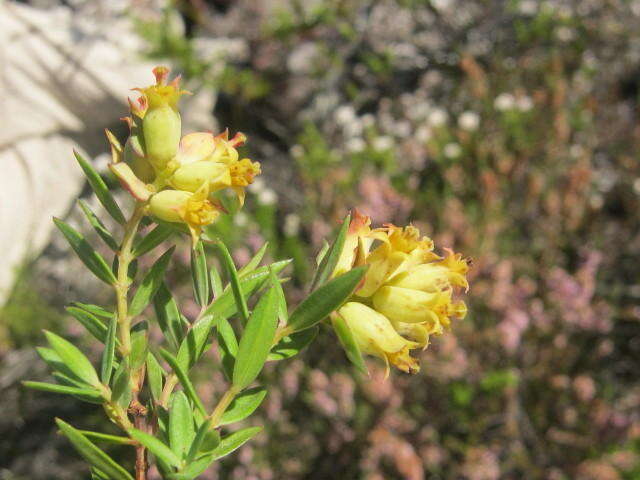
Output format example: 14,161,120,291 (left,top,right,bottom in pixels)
113,68,260,246
332,212,470,374
167,130,260,206
133,66,189,113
